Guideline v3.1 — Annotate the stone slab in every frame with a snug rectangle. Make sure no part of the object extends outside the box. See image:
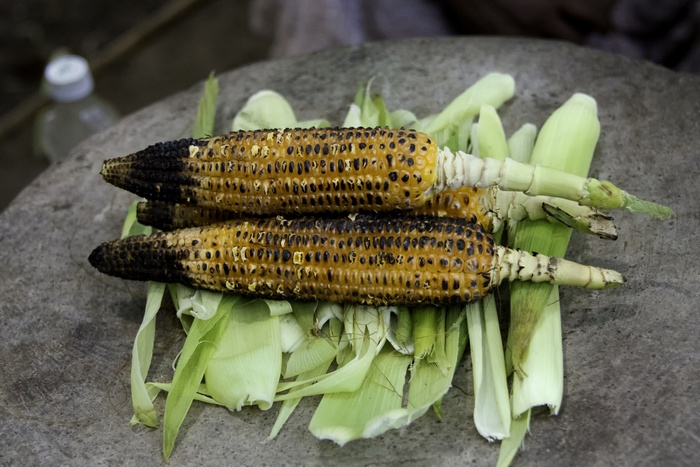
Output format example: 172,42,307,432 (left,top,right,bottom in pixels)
0,37,698,466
